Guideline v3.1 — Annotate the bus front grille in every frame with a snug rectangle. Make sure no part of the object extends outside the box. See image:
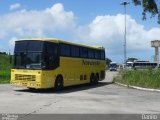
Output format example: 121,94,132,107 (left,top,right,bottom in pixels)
15,74,36,81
